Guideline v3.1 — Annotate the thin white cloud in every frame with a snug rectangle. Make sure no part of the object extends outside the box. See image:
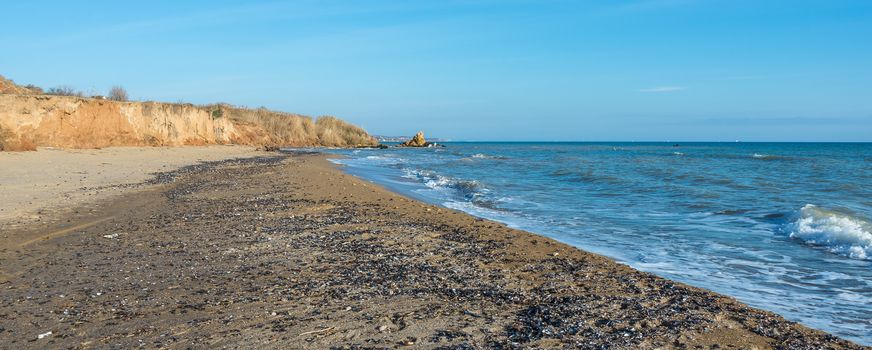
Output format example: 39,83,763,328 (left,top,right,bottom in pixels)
639,86,686,93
